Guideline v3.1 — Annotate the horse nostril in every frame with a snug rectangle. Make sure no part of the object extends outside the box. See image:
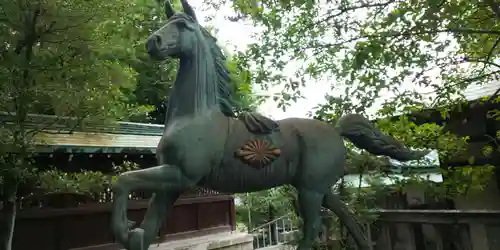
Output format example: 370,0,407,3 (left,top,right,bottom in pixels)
153,35,162,46
146,35,162,52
